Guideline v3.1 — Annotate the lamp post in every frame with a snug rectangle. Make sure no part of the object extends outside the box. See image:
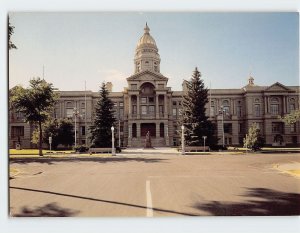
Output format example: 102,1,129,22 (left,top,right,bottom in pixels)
219,106,225,148
181,125,185,155
202,136,207,152
111,126,116,156
73,107,80,148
